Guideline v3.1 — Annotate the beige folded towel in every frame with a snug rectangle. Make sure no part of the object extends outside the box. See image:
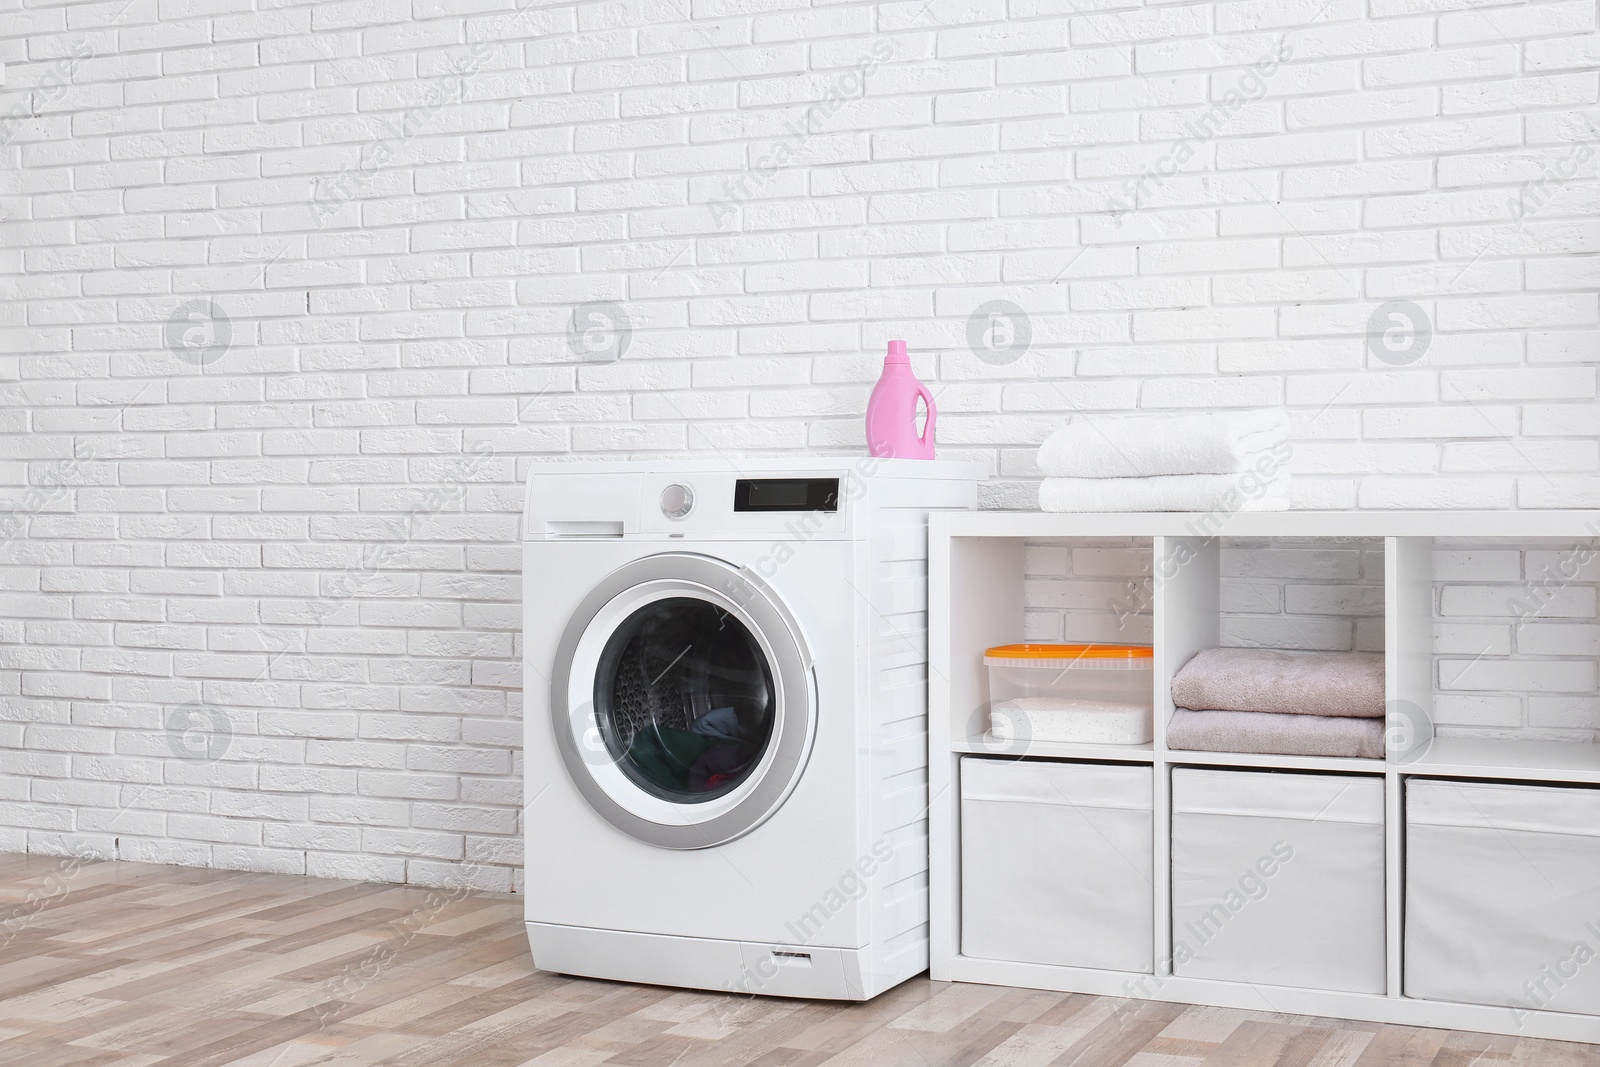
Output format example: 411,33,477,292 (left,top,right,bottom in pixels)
1167,709,1385,759
1170,647,1385,719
